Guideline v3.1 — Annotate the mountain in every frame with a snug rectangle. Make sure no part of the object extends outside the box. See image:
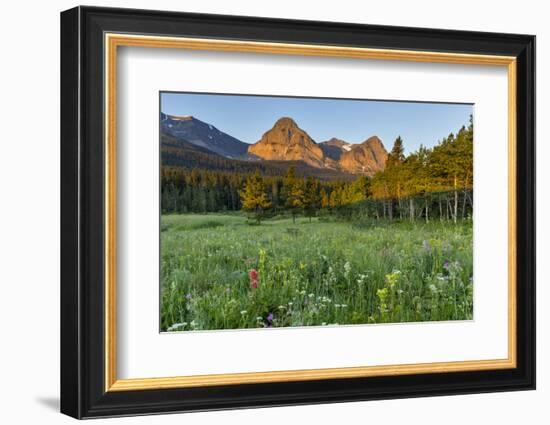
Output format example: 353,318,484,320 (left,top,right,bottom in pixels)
160,113,249,158
161,133,355,181
160,114,388,177
248,117,325,168
339,136,388,175
248,118,387,175
319,138,353,161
